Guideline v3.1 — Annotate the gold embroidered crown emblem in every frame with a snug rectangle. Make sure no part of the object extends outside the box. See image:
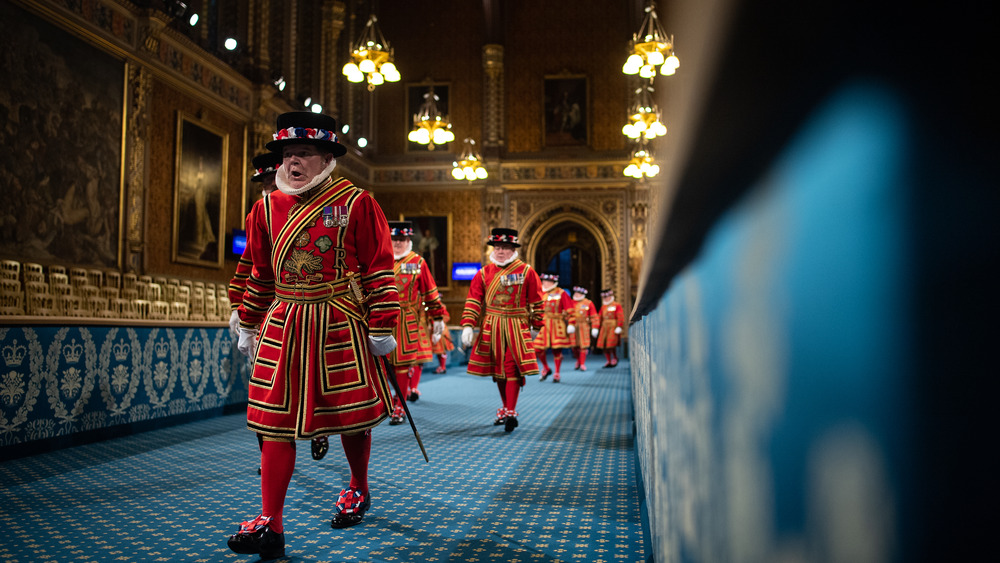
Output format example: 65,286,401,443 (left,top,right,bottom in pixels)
113,340,130,361
2,340,26,367
63,338,83,364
